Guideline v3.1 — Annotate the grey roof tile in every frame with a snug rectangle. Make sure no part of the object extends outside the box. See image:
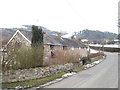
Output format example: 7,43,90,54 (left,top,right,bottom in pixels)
20,30,87,48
